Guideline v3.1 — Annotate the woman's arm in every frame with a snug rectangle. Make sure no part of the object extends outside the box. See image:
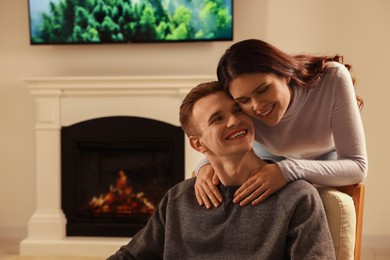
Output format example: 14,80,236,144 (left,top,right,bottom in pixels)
276,64,368,186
